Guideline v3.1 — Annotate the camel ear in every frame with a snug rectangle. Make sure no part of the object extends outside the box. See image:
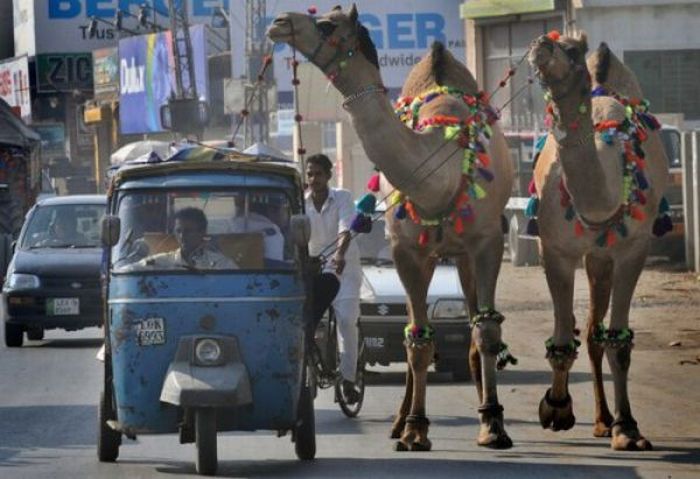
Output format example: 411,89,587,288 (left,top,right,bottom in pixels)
575,30,588,54
349,3,358,24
